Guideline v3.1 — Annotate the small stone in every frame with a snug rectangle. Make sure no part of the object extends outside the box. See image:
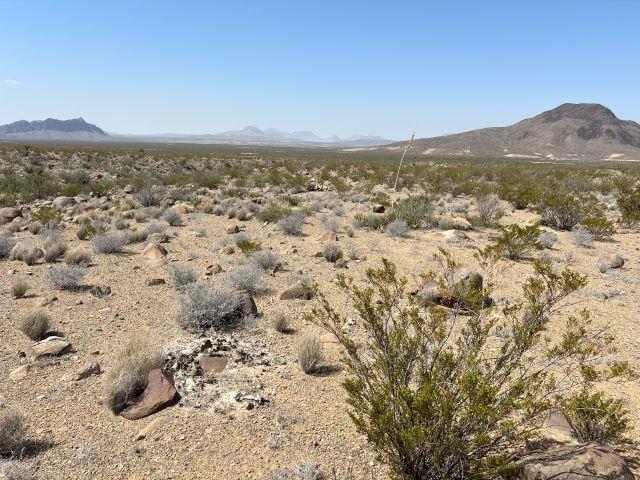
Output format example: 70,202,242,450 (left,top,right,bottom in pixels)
145,278,166,286
25,337,71,361
372,205,386,213
199,355,228,374
9,364,30,381
135,414,173,441
279,282,313,300
220,245,235,255
63,362,101,382
226,225,240,234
